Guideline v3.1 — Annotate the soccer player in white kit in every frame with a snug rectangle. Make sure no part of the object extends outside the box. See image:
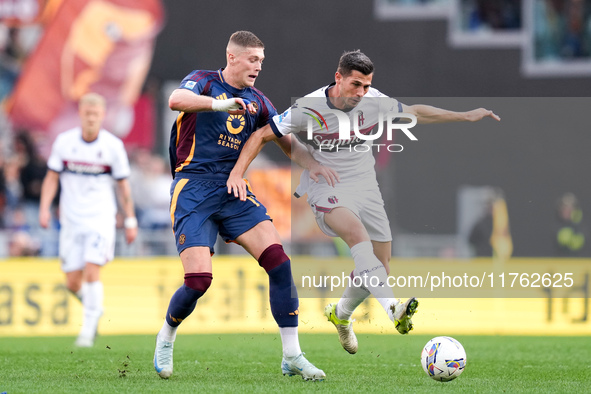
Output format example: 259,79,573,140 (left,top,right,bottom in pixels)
39,93,138,347
227,50,500,354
